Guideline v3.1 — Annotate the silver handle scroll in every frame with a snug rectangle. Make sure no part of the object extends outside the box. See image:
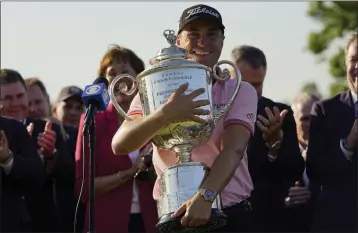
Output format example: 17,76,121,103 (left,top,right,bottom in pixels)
211,60,242,124
109,74,138,121
109,60,242,124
